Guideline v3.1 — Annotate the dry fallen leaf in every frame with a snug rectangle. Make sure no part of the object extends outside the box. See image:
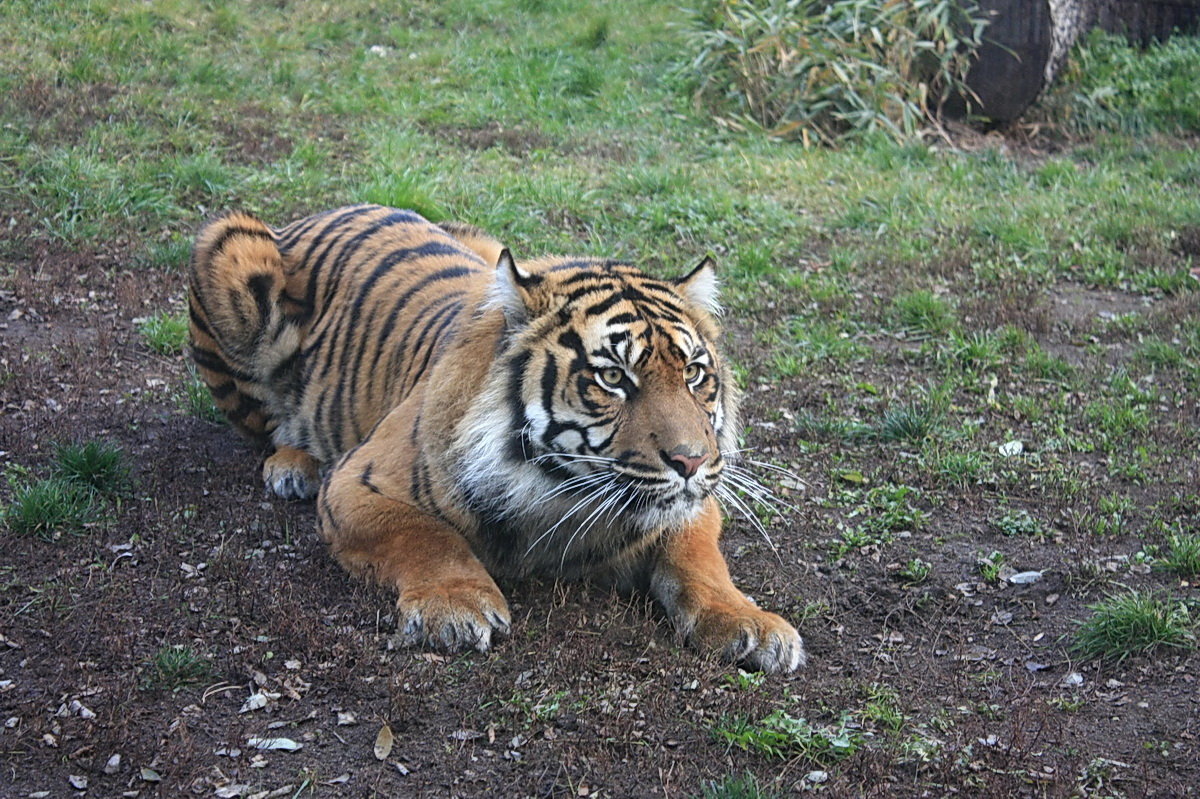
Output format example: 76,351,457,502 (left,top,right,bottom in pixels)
373,723,394,761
